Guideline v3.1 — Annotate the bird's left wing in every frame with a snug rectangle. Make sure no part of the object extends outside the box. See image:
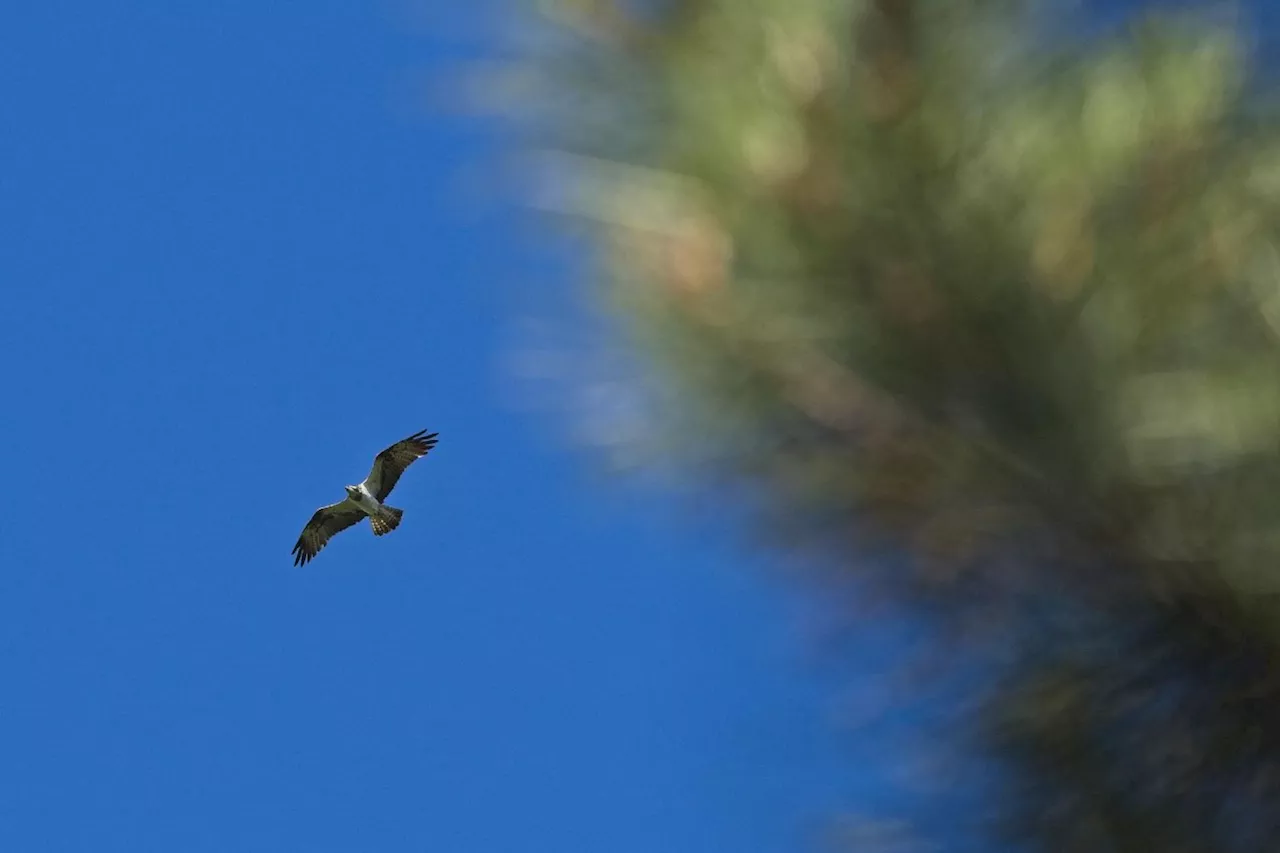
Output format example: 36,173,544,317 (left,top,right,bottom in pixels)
291,499,367,566
362,429,439,502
